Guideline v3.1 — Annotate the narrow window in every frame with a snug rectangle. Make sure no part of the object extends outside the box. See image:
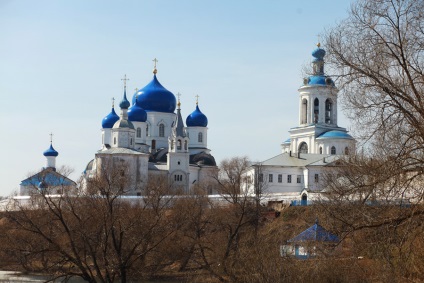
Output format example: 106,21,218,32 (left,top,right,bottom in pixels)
159,124,165,137
136,127,141,138
278,174,282,183
297,175,301,184
259,173,263,182
146,125,149,136
319,146,323,154
302,98,308,124
315,174,319,183
114,137,116,145
184,140,188,150
130,138,133,145
171,140,174,150
287,175,292,183
331,146,336,155
325,99,333,124
269,174,273,183
345,147,349,155
198,132,203,142
314,98,319,123
152,139,156,150
177,140,182,150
